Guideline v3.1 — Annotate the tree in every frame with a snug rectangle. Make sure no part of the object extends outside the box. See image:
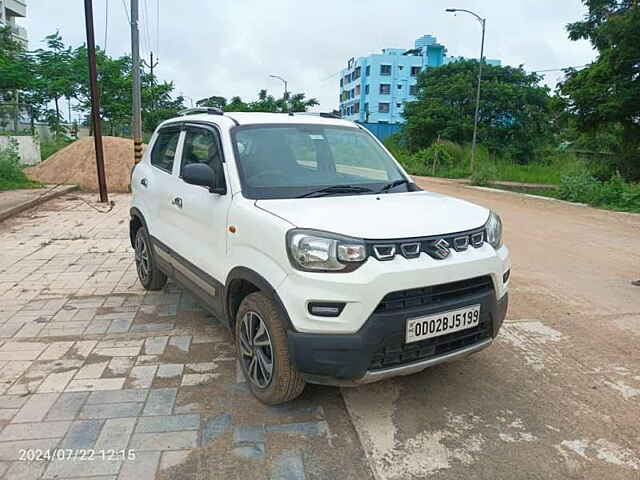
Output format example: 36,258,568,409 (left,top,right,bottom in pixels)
402,60,552,162
197,90,319,113
559,1,640,180
196,95,227,110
